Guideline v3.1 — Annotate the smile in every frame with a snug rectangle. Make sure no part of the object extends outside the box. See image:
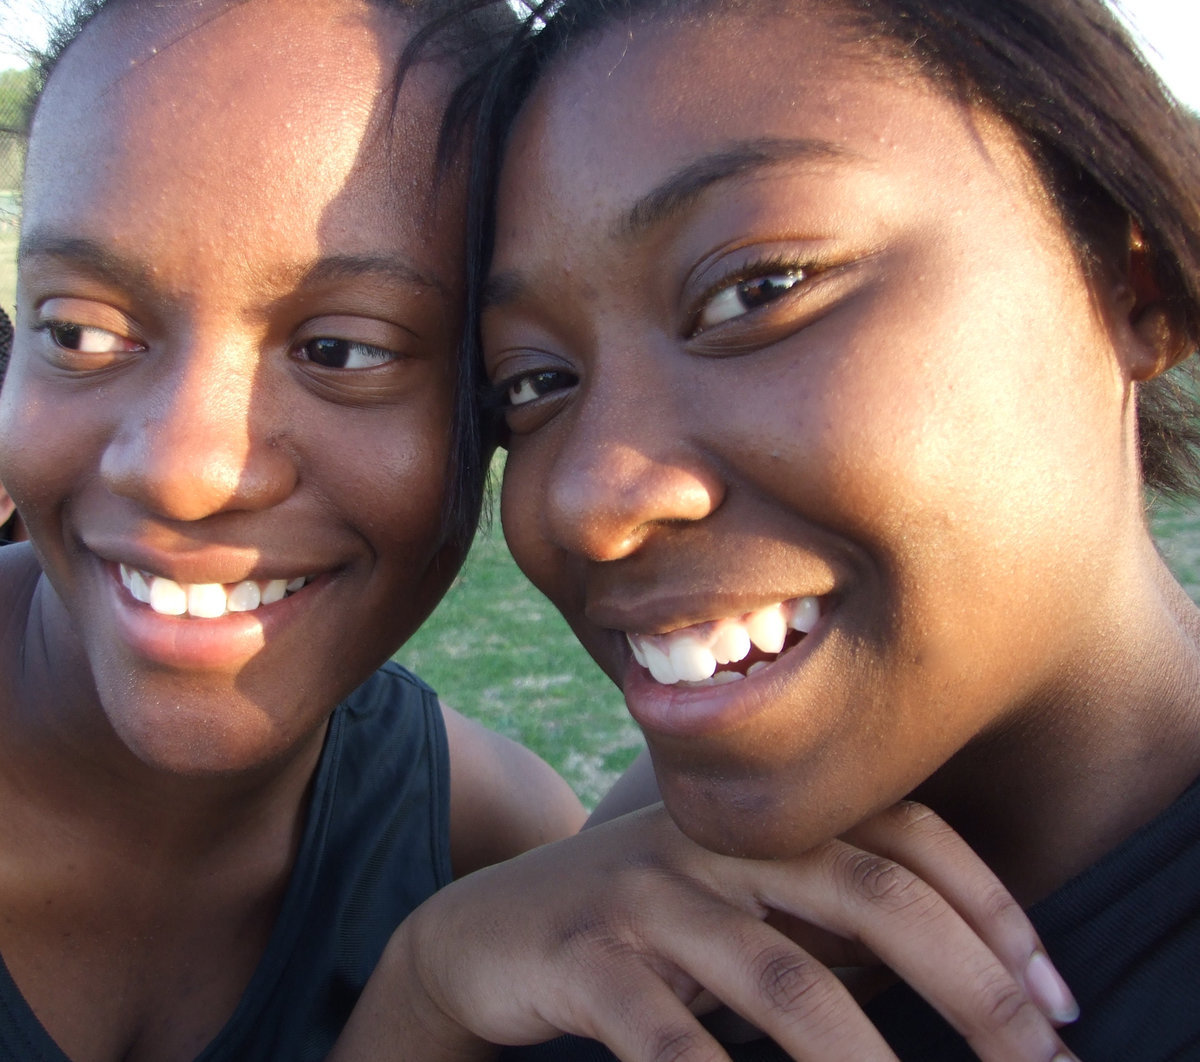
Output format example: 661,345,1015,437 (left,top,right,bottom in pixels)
625,595,821,687
118,563,313,619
